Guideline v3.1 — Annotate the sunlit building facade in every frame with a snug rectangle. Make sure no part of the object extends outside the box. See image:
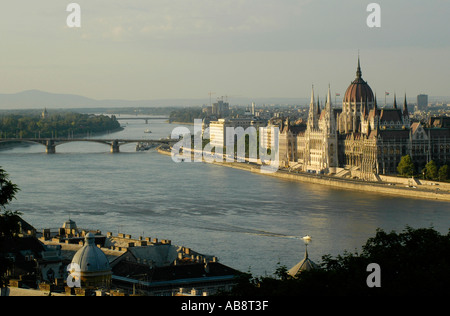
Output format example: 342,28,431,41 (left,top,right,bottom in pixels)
280,58,450,178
